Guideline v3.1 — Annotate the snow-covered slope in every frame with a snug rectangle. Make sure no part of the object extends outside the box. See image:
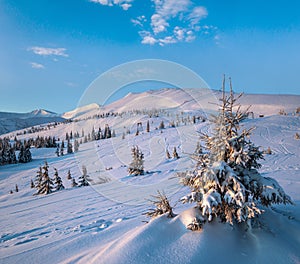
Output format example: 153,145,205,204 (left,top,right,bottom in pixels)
65,88,300,120
62,103,100,119
0,109,65,135
0,88,300,263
